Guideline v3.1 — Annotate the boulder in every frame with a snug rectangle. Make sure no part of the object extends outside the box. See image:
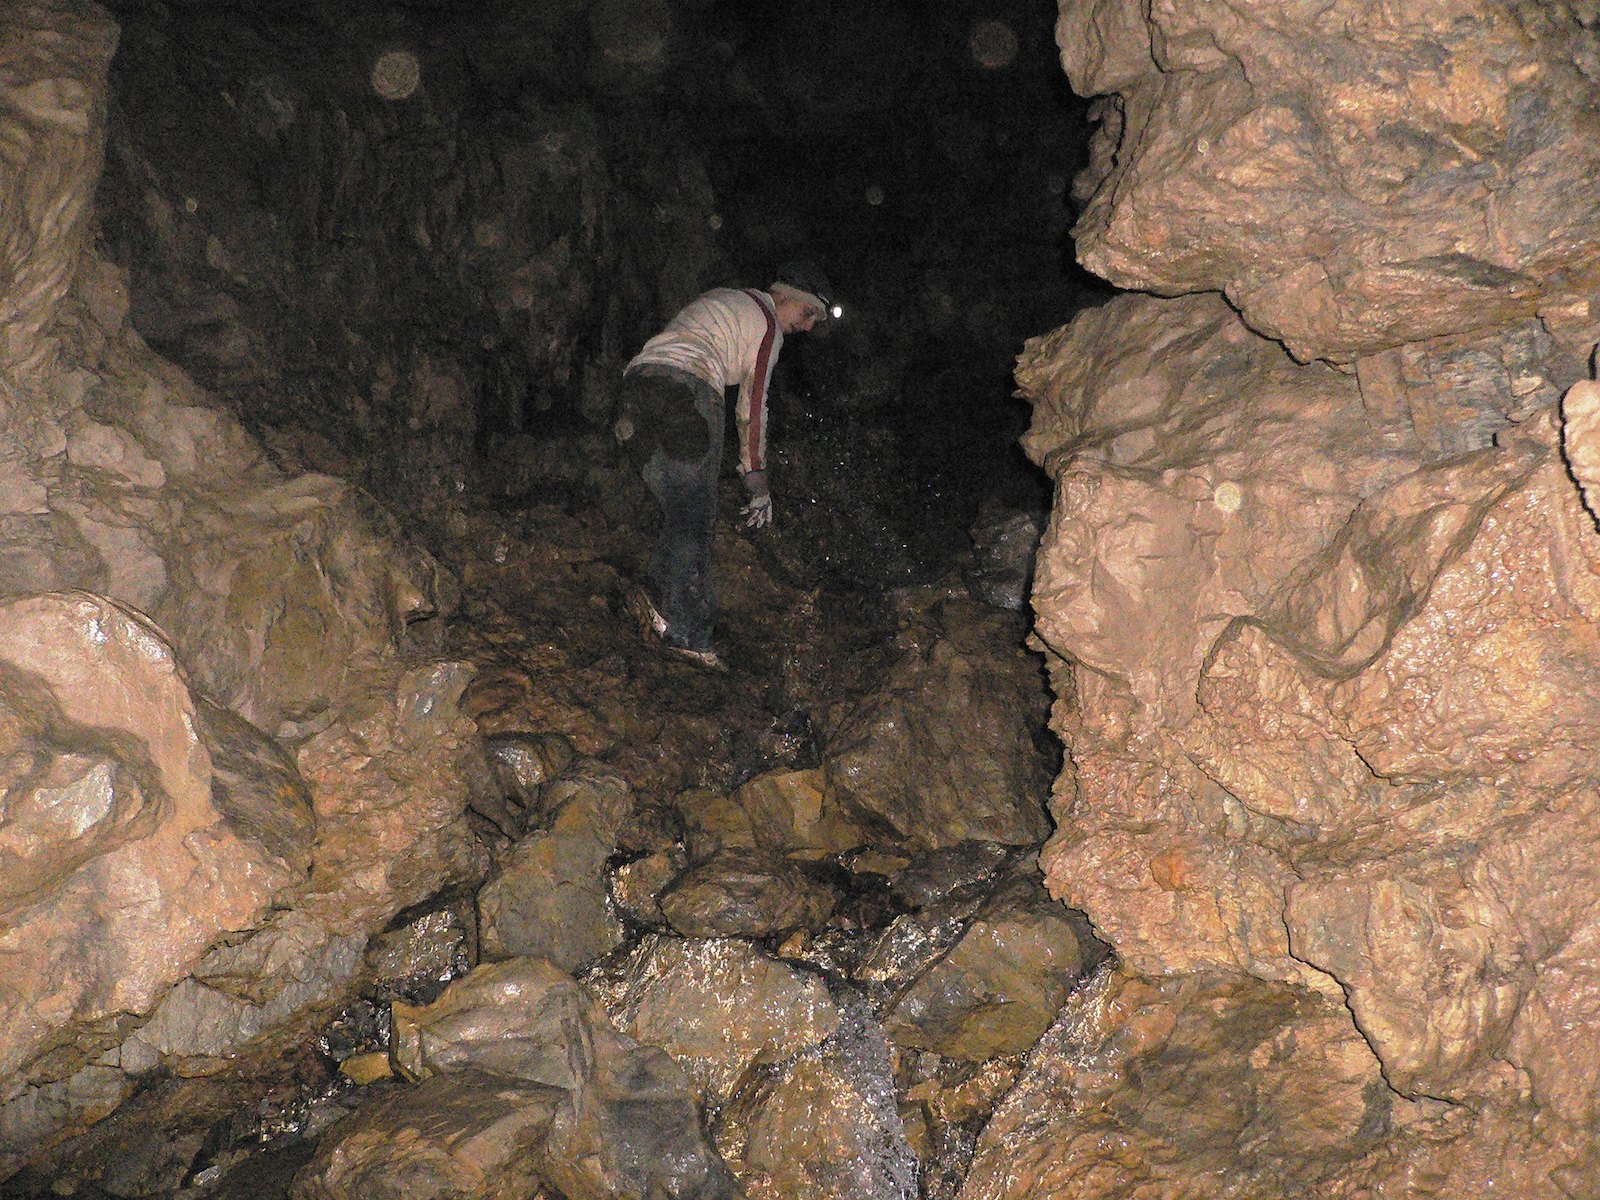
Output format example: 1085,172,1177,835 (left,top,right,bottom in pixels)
384,957,737,1200
1059,0,1600,364
658,847,837,938
824,597,1053,850
589,936,840,1105
477,762,630,971
0,593,298,1163
719,994,916,1200
292,1071,561,1200
879,876,1097,1062
959,969,1397,1200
